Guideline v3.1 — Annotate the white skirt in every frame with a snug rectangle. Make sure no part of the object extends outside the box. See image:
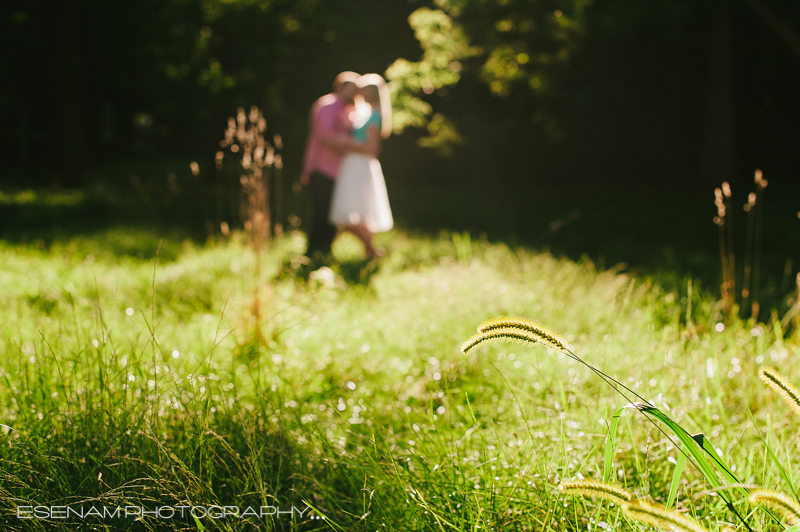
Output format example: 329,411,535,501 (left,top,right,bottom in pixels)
329,153,394,233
